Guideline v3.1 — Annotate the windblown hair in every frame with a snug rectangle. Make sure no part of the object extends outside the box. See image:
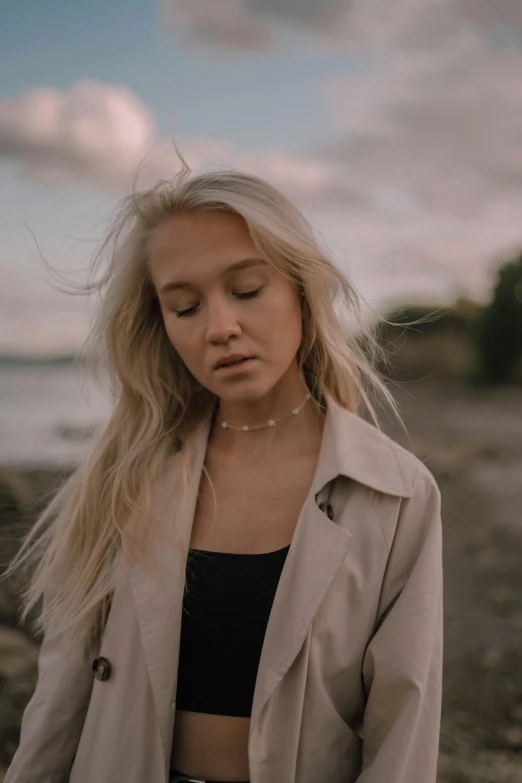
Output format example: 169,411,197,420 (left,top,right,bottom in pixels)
4,156,417,658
